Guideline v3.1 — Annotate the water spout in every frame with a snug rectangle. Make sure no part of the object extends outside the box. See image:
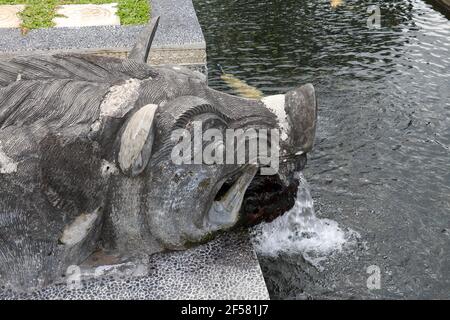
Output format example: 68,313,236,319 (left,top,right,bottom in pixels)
251,172,359,269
